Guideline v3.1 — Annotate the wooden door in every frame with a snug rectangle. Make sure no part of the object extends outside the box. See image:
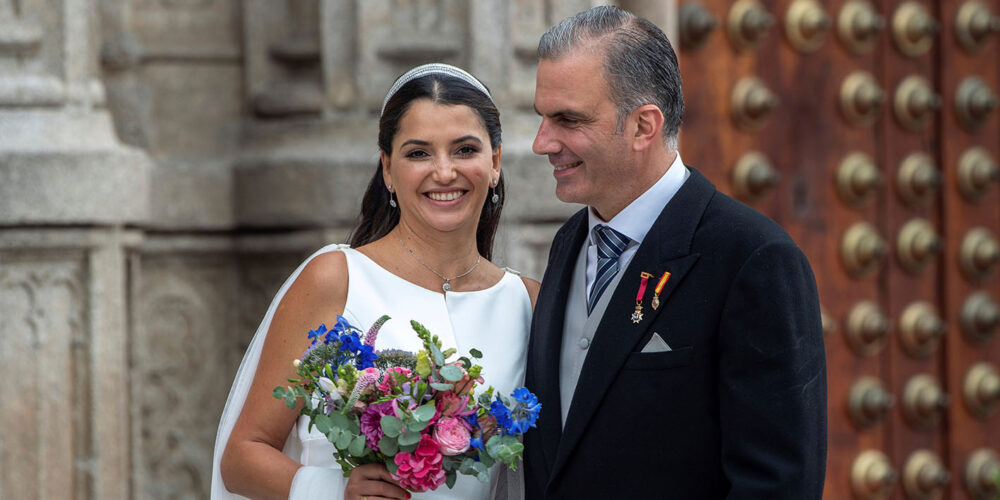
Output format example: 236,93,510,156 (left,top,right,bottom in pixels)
677,0,1000,498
